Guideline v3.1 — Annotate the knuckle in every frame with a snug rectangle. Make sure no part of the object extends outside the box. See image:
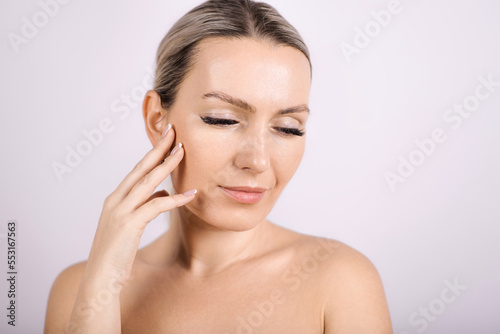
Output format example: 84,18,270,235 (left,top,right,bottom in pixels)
151,144,163,153
133,159,145,172
150,145,164,157
138,174,150,185
104,193,118,207
150,197,164,210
